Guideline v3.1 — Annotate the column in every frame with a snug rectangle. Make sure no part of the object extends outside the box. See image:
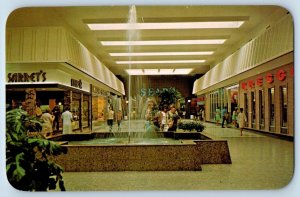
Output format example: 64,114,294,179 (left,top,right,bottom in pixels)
25,88,36,116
